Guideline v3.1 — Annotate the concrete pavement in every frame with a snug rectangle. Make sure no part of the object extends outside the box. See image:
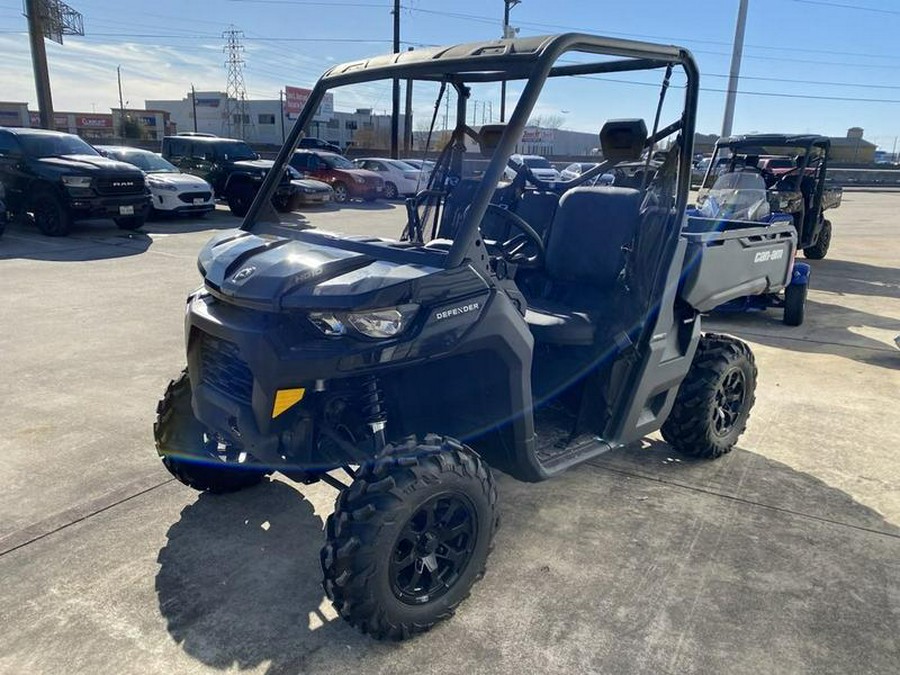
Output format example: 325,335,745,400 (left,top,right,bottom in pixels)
0,194,897,674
